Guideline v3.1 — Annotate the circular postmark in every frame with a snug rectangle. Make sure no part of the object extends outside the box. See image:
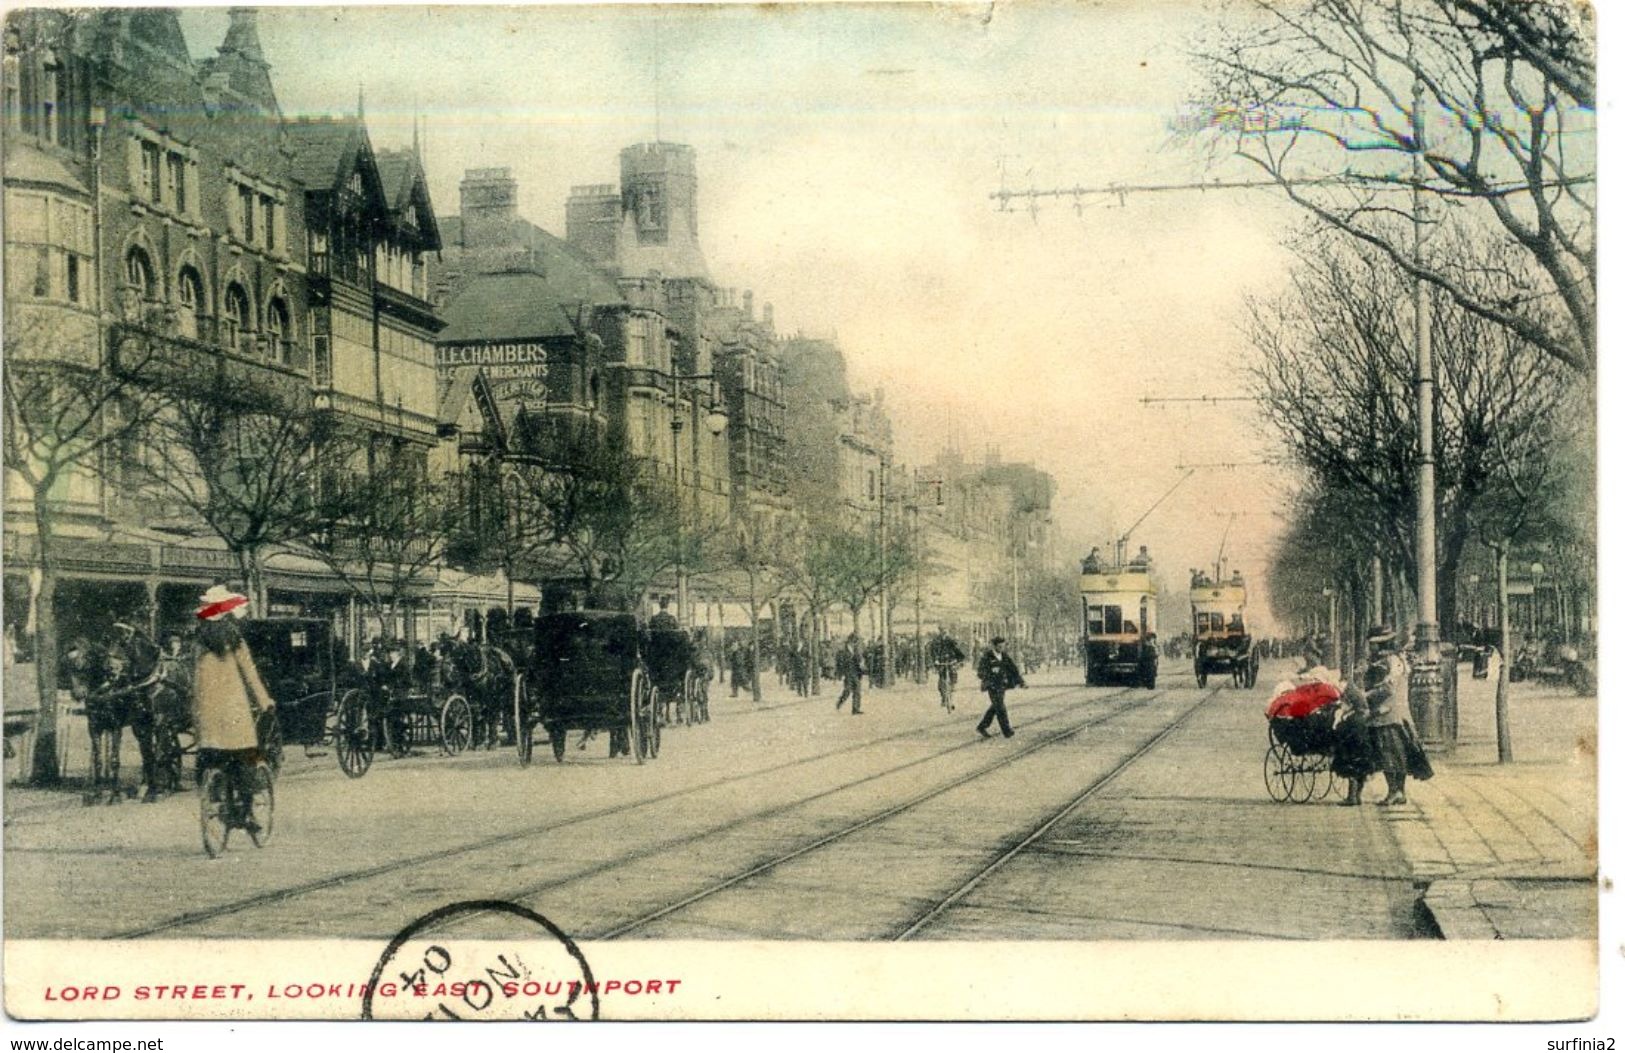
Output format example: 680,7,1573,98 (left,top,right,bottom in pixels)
362,900,599,1021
